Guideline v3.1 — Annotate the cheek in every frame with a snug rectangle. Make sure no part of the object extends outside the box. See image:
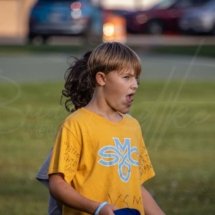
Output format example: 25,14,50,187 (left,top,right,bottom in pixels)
105,77,127,95
105,81,118,92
